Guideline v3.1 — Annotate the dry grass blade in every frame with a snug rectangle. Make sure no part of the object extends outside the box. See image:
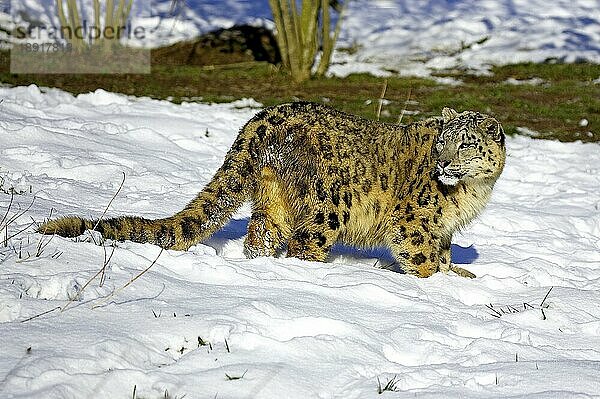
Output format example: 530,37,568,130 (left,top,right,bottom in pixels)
2,195,37,247
99,244,116,287
20,306,61,323
35,229,54,257
538,286,553,320
377,375,400,394
61,263,108,312
4,221,36,247
376,79,388,120
4,195,36,228
92,172,126,232
225,370,247,381
485,303,503,318
485,287,554,319
540,286,553,307
15,229,56,263
92,248,164,309
0,191,14,227
397,88,413,124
